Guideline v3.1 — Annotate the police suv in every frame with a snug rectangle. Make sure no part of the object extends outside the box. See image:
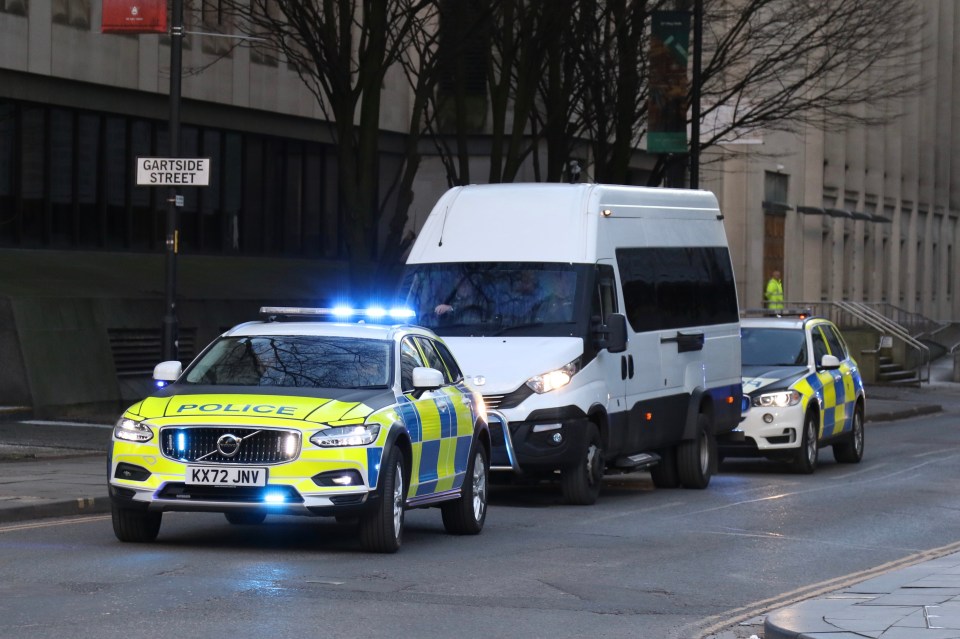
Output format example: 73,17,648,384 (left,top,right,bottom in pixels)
719,313,866,473
108,307,490,553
